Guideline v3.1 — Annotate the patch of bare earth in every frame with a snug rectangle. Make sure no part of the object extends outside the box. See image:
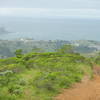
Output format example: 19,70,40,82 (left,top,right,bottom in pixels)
55,65,100,100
